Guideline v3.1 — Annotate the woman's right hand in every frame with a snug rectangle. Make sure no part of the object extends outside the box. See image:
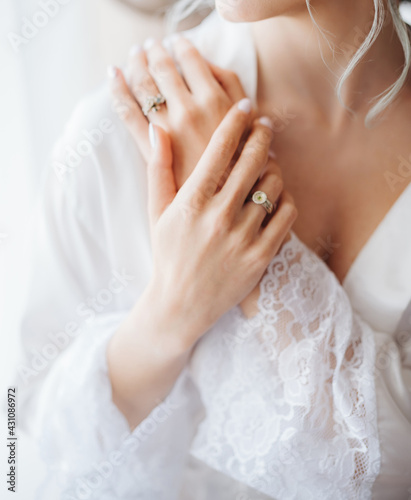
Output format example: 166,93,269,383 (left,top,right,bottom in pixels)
108,98,297,429
141,100,297,351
